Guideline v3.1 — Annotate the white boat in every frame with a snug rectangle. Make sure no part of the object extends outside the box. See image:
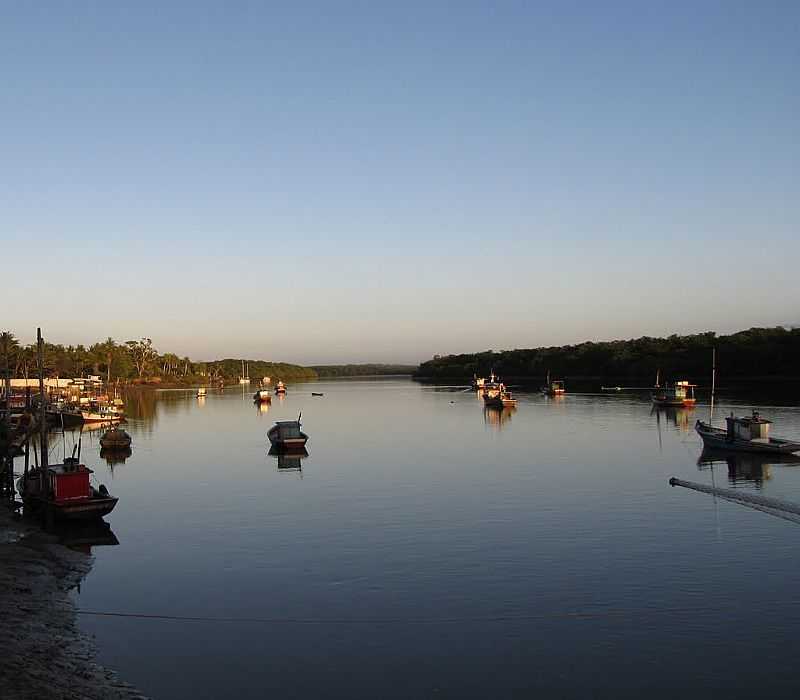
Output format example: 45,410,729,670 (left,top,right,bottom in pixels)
253,388,272,402
696,412,800,454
